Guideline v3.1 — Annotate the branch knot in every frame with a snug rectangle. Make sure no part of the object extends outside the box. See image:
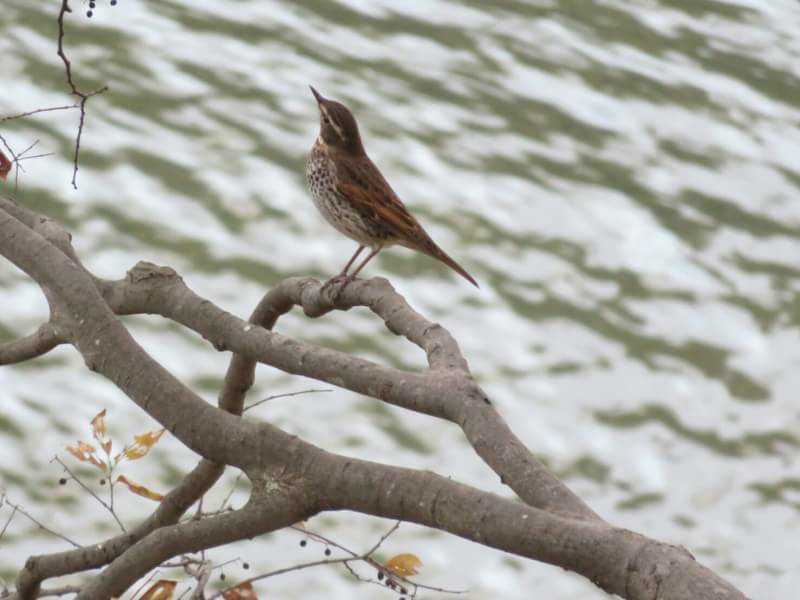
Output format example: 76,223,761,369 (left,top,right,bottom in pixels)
126,261,179,284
